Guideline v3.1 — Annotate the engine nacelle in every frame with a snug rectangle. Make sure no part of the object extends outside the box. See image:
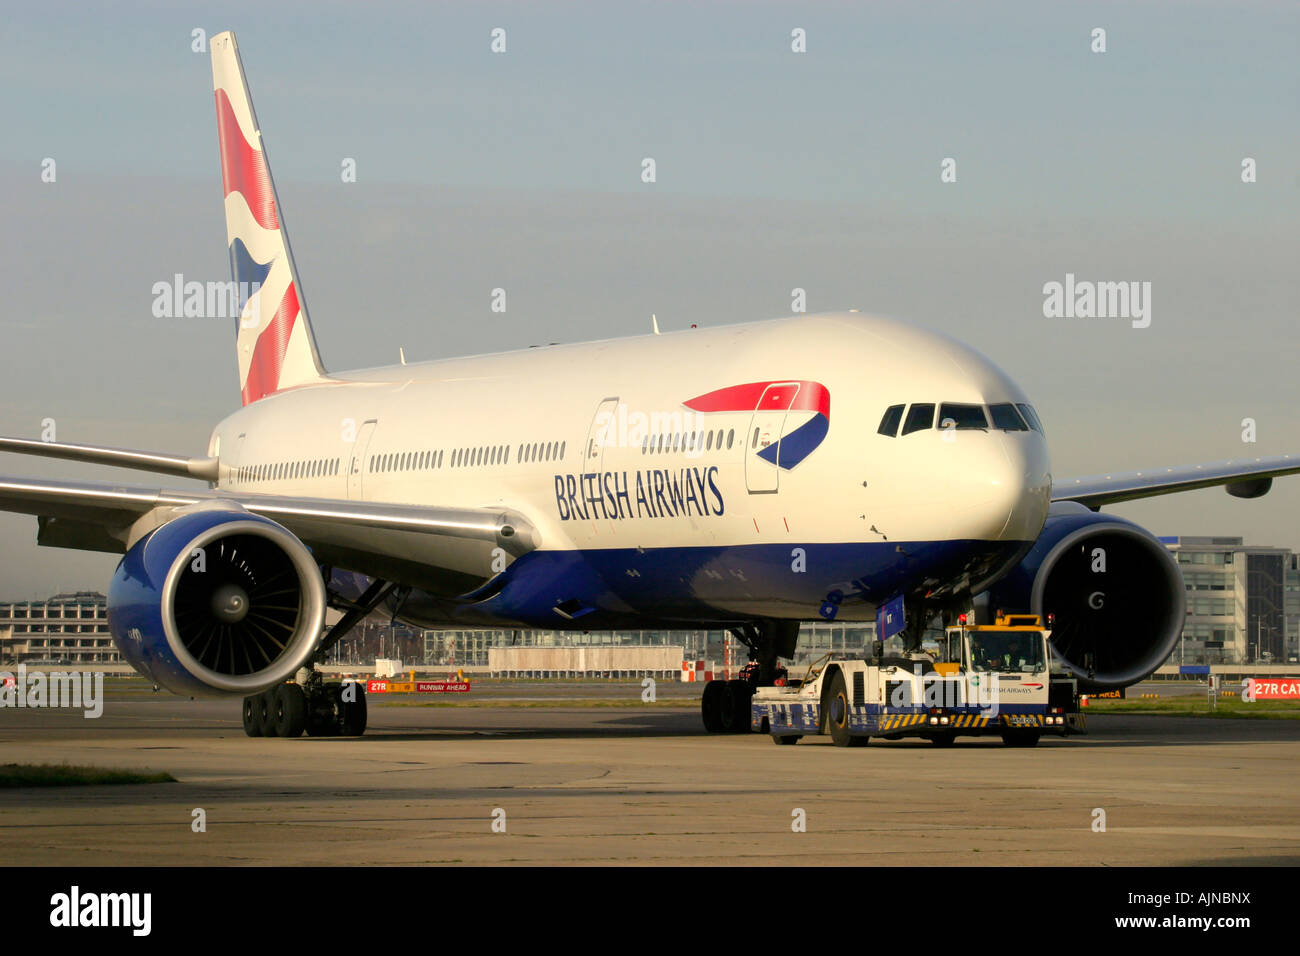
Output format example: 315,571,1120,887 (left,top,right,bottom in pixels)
985,505,1185,689
108,509,326,697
